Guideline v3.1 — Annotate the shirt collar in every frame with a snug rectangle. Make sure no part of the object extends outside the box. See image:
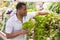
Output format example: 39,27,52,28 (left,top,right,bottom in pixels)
14,14,19,21
14,14,27,23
